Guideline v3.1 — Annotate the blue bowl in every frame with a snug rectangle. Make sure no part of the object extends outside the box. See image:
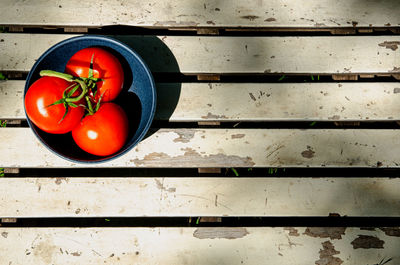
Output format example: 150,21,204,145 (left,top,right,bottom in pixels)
24,35,157,163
